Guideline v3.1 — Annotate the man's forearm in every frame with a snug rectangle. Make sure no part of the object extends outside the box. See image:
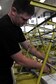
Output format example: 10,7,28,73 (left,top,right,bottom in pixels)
28,46,44,60
21,40,45,60
11,50,50,73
